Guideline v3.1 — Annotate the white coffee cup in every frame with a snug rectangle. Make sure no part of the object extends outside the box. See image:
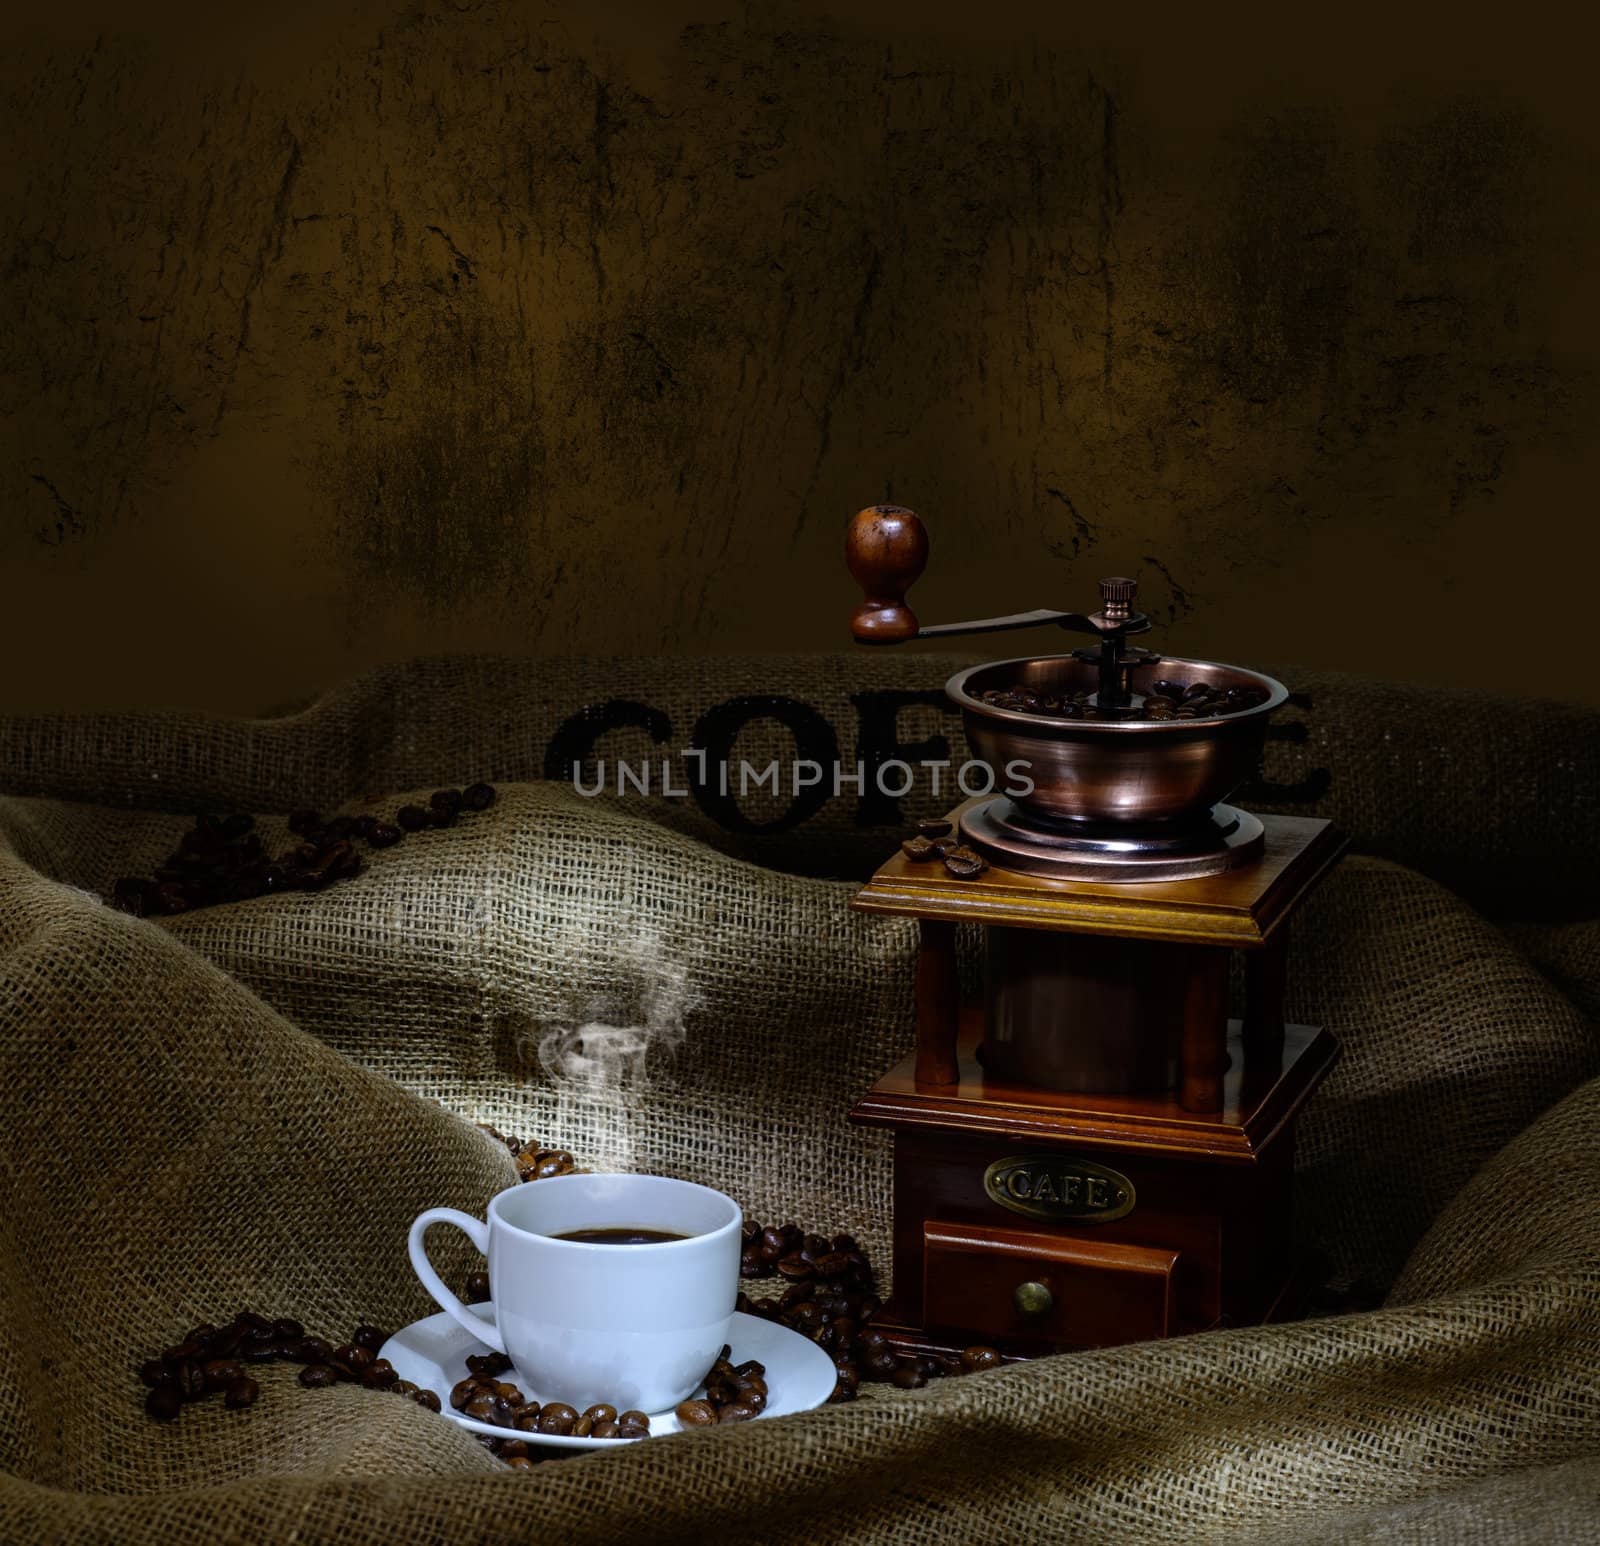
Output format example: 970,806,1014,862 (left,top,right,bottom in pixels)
408,1172,741,1413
